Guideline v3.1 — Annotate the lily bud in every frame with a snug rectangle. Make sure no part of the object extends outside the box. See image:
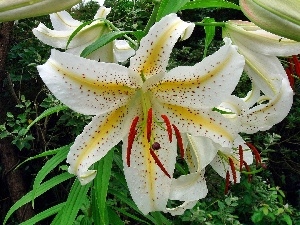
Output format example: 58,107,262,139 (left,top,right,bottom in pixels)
240,0,300,42
0,0,81,22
